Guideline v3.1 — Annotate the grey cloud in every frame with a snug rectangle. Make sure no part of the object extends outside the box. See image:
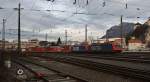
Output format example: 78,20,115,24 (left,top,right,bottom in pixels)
0,0,150,41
